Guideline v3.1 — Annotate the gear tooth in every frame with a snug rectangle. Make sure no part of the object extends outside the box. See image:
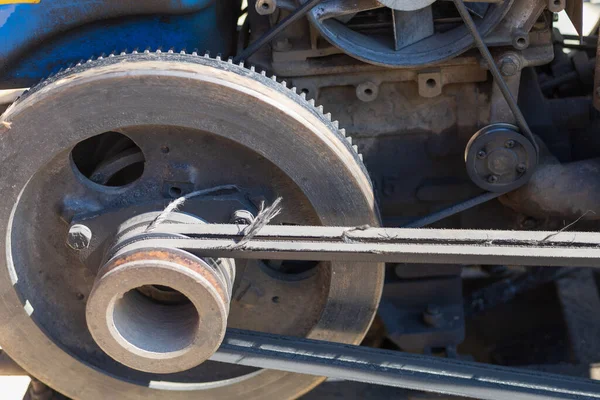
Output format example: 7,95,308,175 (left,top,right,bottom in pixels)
280,80,287,87
291,86,297,93
308,99,315,106
352,145,359,153
346,136,353,145
300,92,306,99
332,120,339,129
216,53,222,61
271,75,277,81
156,49,162,54
261,70,266,76
108,53,115,58
238,61,245,67
324,112,332,121
180,50,186,55
339,128,346,136
358,153,363,161
86,58,93,64
317,105,324,113
120,51,126,56
144,49,150,54
227,57,233,63
168,48,174,54
250,65,256,72
192,51,198,56
132,50,138,54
